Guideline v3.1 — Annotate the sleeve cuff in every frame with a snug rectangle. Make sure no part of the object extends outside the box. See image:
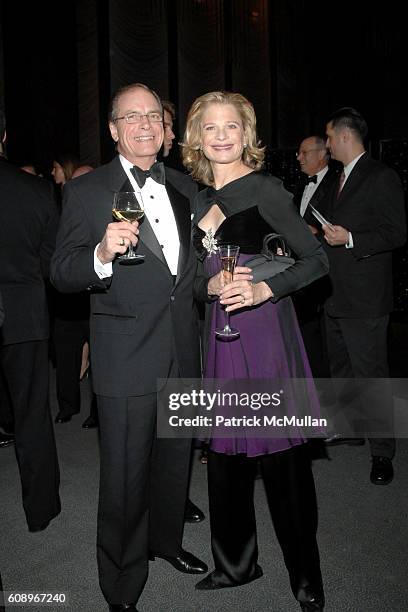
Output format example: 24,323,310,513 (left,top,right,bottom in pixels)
94,244,113,278
345,231,354,249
